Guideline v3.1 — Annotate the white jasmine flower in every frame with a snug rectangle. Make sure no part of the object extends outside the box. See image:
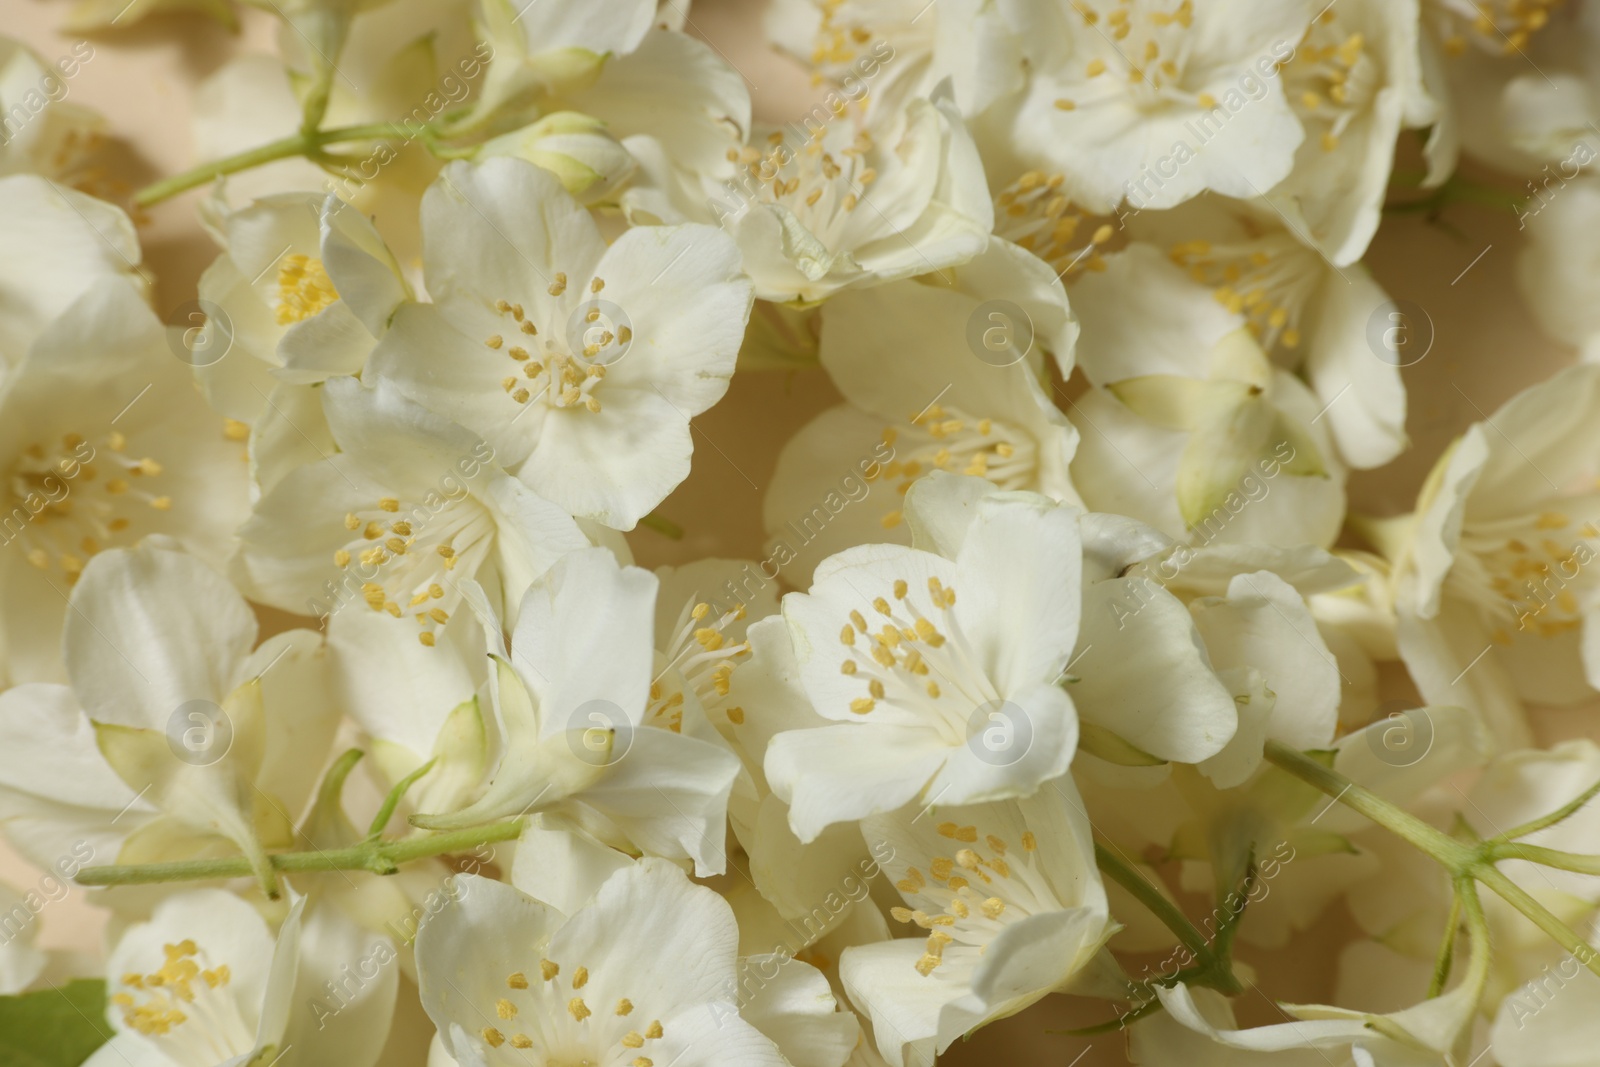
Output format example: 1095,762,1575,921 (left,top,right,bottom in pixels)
1260,0,1441,266
509,824,865,1067
416,860,793,1067
0,176,146,367
1140,967,1486,1066
1391,363,1600,746
87,887,396,1067
763,238,1079,585
1185,570,1344,786
1518,175,1600,358
766,474,1239,842
368,158,753,530
193,193,409,426
980,0,1318,213
841,784,1111,1067
0,277,249,683
191,1,487,213
637,88,993,305
86,890,307,1067
765,488,1085,841
472,112,638,204
0,542,338,886
1067,244,1345,548
1131,199,1408,469
1420,0,1591,174
719,610,886,943
235,375,590,638
410,548,742,876
0,39,104,183
473,0,752,207
764,0,1024,120
329,605,491,819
